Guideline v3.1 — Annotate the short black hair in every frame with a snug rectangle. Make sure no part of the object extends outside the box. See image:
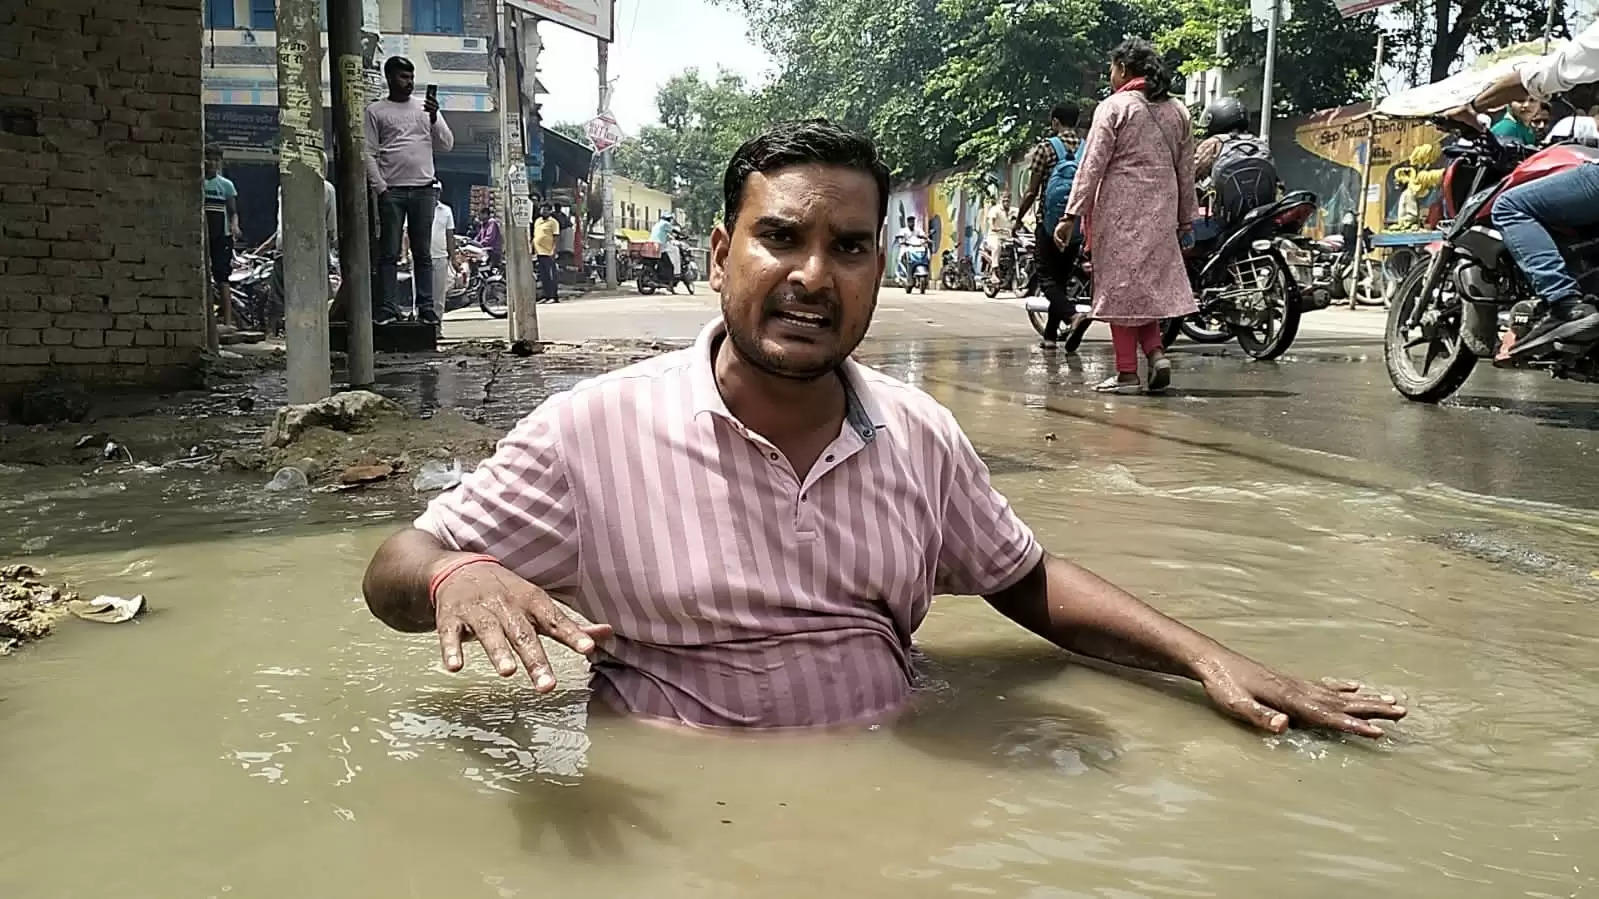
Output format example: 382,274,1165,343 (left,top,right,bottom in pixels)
204,143,222,161
1050,102,1080,128
384,55,414,77
722,119,890,230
